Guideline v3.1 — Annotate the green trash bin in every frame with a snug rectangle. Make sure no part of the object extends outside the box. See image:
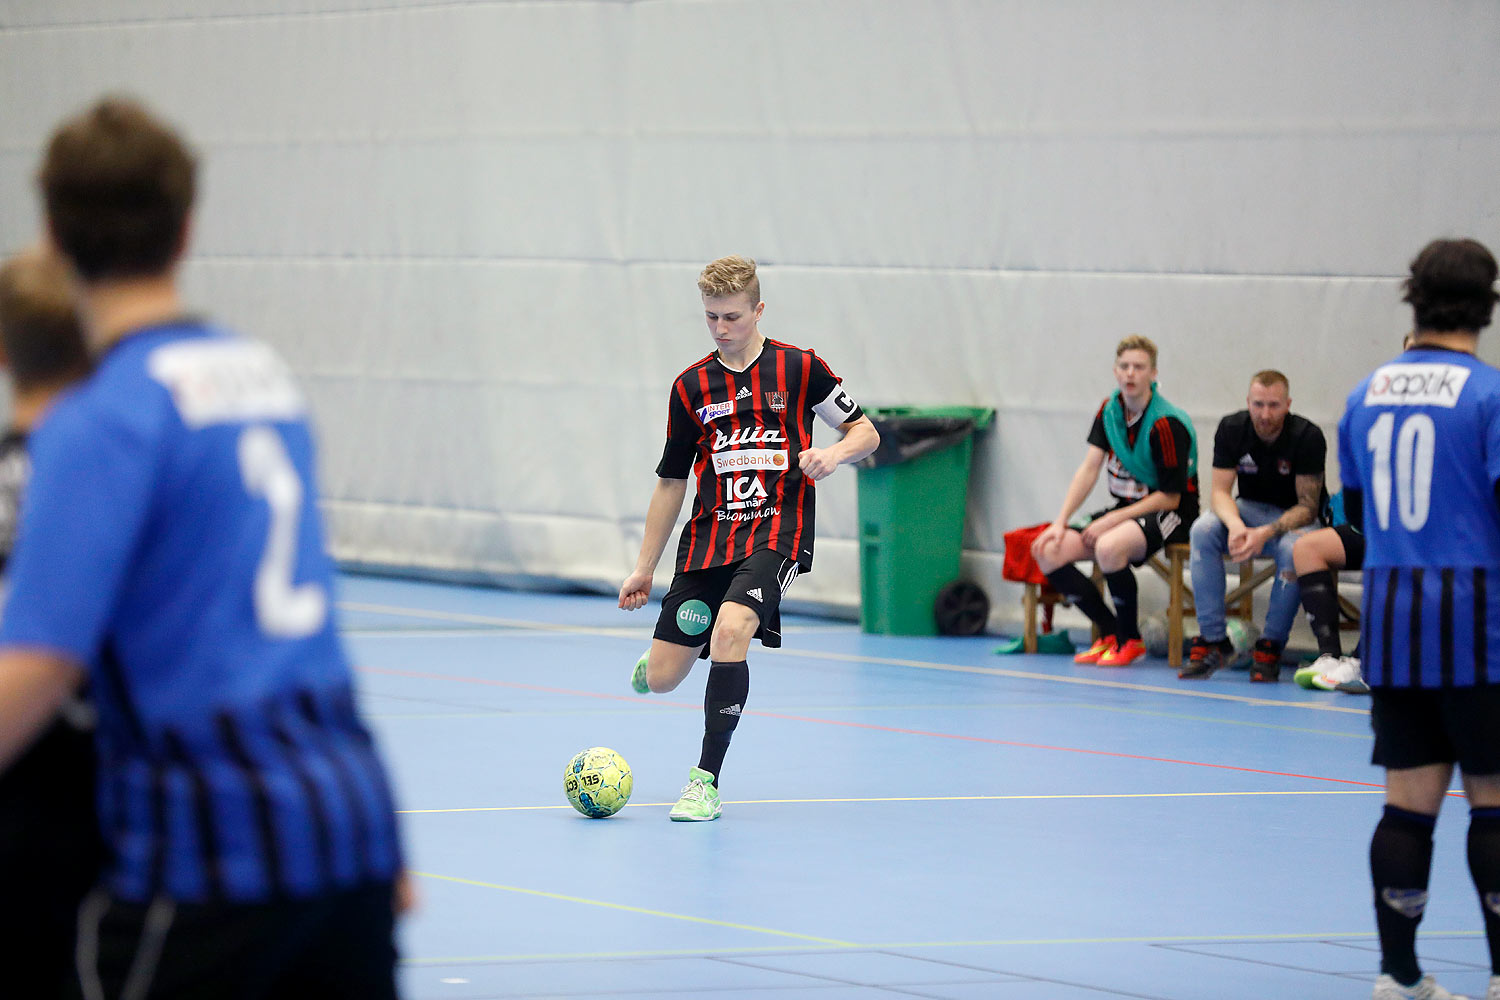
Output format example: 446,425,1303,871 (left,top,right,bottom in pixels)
857,405,995,635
